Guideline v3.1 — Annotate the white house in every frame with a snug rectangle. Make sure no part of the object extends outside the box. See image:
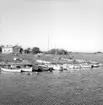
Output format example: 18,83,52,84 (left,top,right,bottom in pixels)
2,45,13,54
